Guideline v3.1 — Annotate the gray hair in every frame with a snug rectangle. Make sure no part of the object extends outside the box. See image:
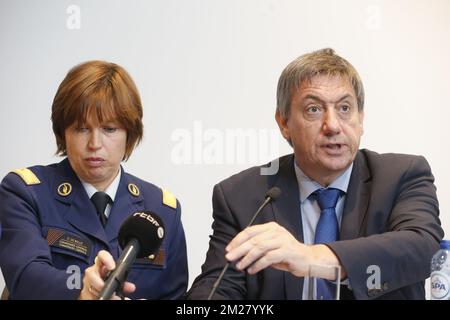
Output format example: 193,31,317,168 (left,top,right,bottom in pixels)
276,48,365,118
